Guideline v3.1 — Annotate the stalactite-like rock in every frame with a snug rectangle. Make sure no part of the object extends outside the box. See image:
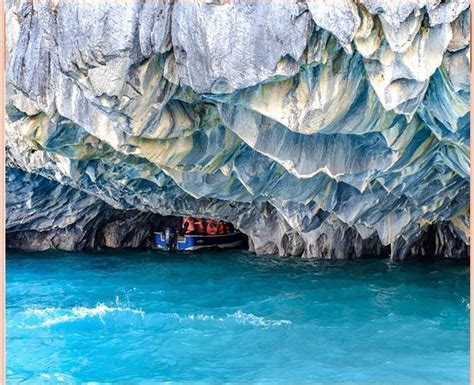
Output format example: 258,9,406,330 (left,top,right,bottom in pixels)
6,0,470,259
